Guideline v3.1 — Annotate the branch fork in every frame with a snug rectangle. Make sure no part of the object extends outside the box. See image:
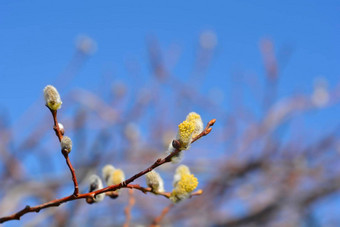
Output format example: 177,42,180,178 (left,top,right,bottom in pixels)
0,112,215,223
